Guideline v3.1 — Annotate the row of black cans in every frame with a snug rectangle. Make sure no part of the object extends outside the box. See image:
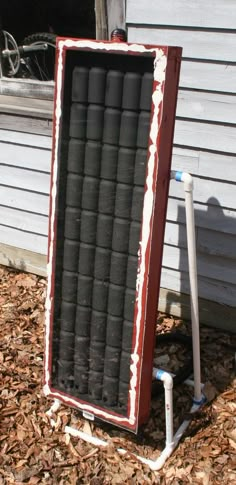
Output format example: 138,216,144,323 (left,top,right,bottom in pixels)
72,67,153,111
